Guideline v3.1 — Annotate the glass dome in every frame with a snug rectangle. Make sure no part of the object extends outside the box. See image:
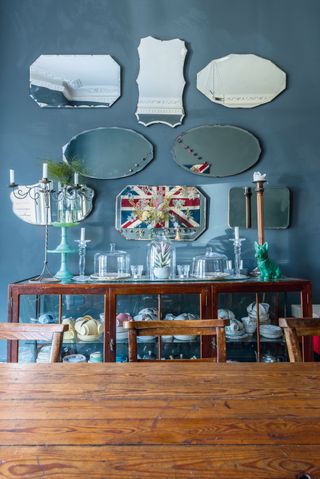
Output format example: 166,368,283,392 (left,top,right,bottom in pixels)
93,243,130,279
191,247,229,279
